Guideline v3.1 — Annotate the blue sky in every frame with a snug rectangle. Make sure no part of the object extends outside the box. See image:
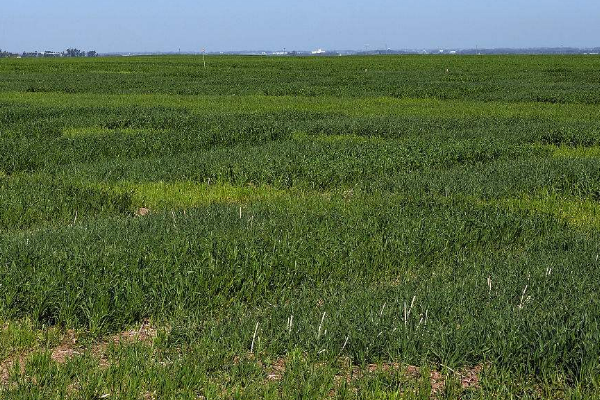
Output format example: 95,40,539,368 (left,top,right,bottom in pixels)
1,0,599,52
